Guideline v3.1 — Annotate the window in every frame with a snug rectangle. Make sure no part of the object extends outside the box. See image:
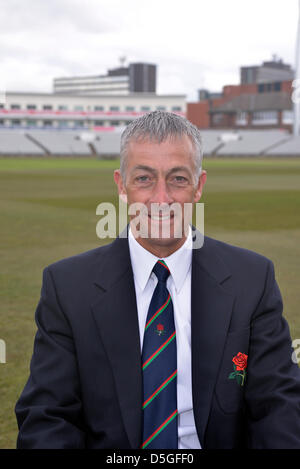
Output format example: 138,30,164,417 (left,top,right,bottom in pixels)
27,120,37,127
236,112,247,126
258,84,265,93
172,106,182,111
43,120,53,127
111,121,120,126
274,82,282,92
58,105,68,111
0,104,4,109
74,105,84,111
252,111,278,125
125,106,135,112
258,83,282,93
94,120,104,126
141,106,151,112
156,106,166,111
43,105,53,110
0,120,4,126
11,104,20,110
12,119,21,126
94,106,104,111
58,120,69,127
110,106,119,111
27,104,36,110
